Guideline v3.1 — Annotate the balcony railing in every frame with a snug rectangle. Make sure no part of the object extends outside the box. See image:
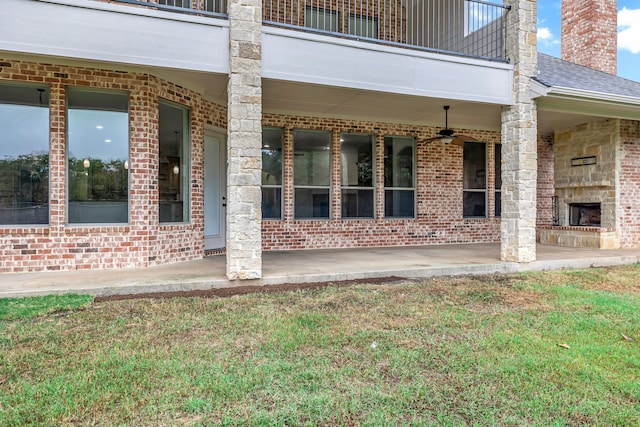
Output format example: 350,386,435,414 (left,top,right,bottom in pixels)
108,0,509,61
110,0,228,17
265,0,509,61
